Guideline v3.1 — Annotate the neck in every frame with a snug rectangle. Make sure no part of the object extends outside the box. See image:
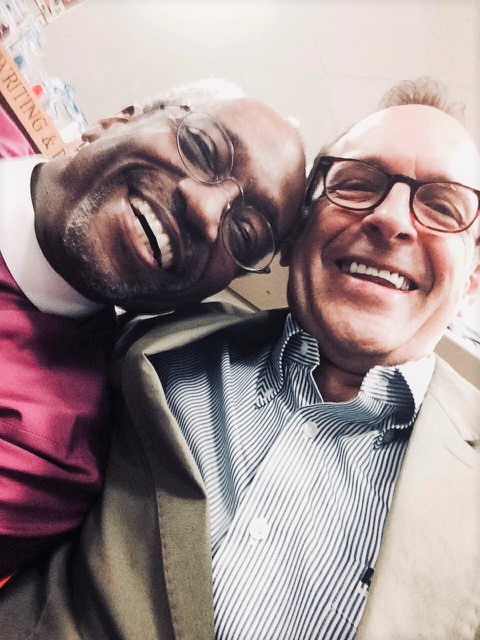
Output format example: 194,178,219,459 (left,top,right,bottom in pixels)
32,161,68,279
313,357,365,403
